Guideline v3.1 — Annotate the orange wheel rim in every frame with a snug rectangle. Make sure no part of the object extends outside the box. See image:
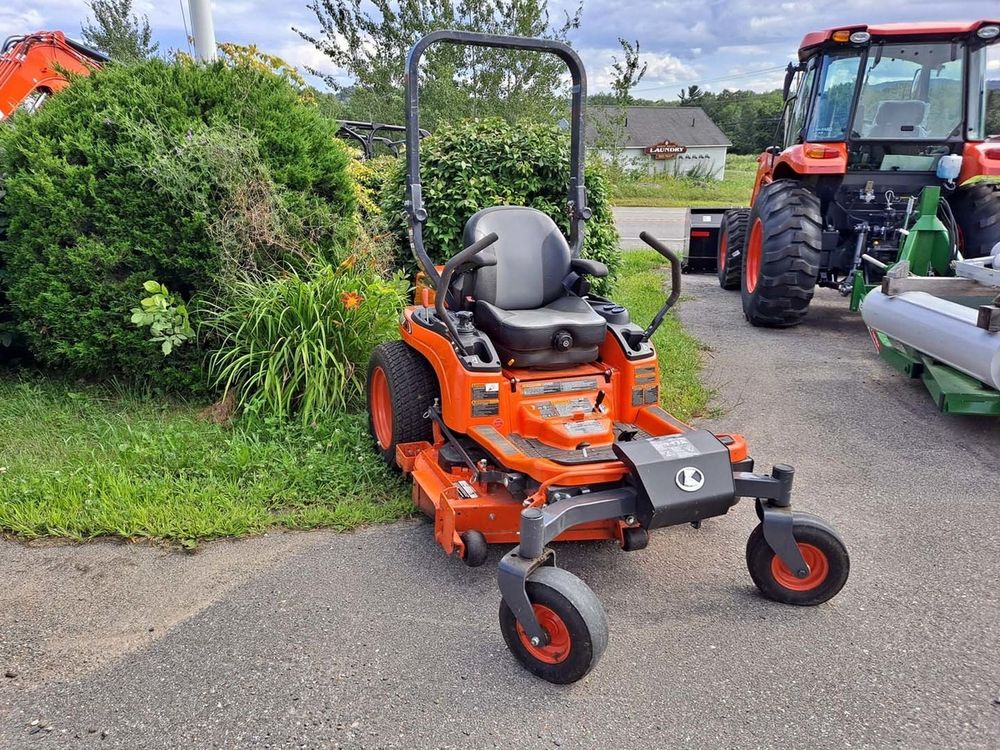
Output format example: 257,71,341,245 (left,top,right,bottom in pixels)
718,231,728,272
745,218,763,294
370,366,393,449
516,604,572,665
771,543,829,592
